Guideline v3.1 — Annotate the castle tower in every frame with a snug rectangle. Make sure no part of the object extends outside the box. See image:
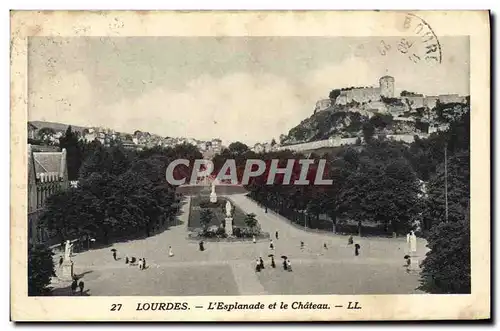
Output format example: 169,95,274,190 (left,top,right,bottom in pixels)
379,75,395,98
